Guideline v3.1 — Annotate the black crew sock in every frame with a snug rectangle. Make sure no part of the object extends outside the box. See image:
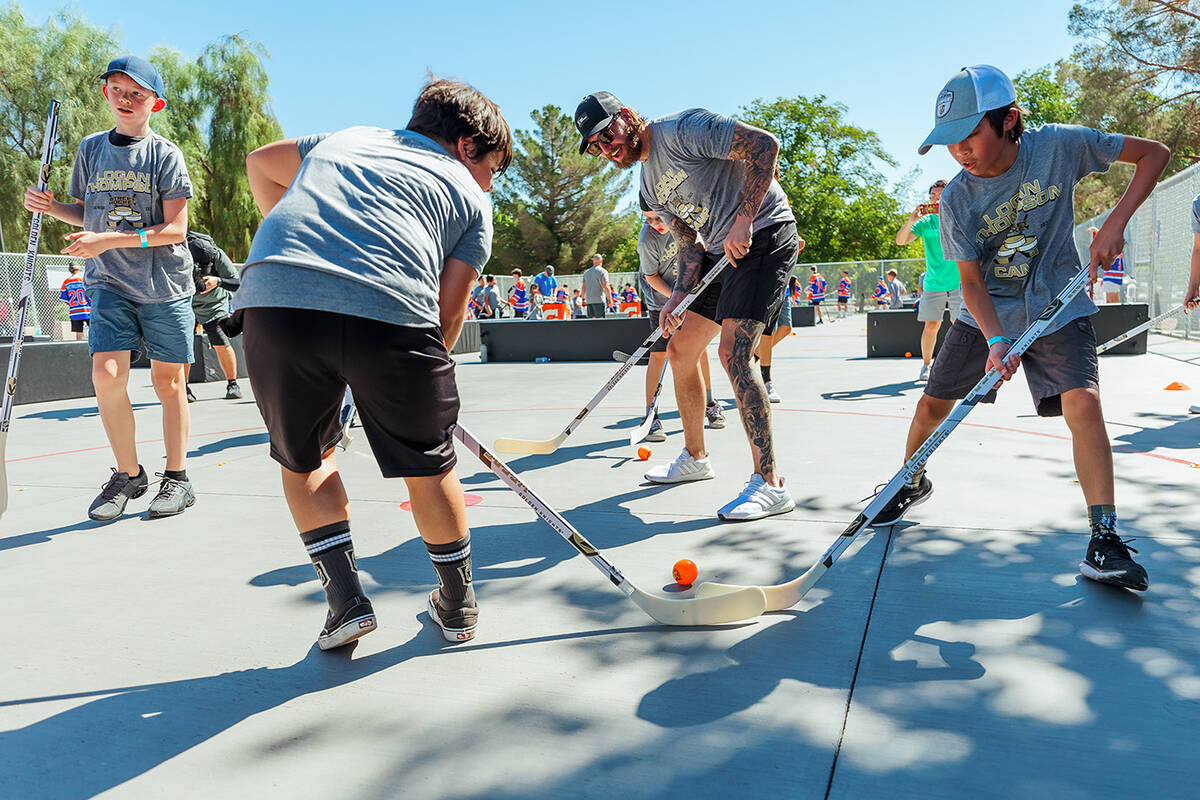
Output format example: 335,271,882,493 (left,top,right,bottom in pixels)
301,521,364,610
761,364,772,382
426,534,475,608
227,378,237,385
1088,504,1117,535
705,389,714,405
163,469,188,482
